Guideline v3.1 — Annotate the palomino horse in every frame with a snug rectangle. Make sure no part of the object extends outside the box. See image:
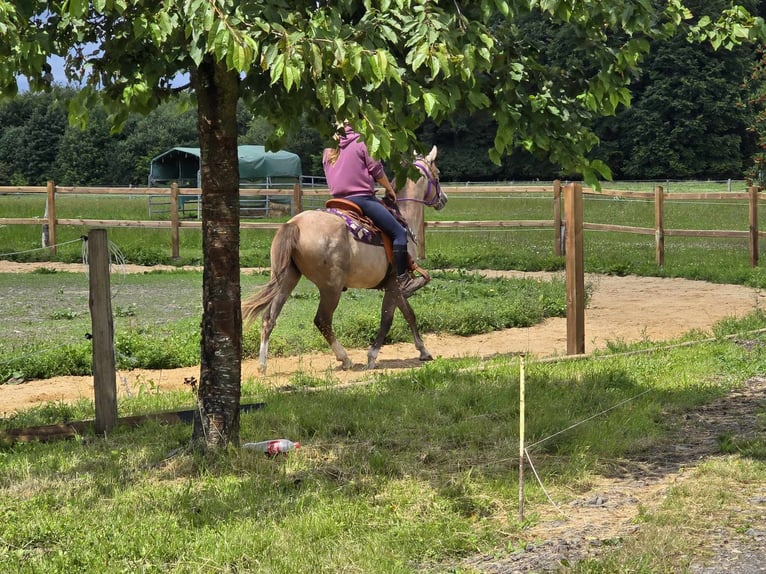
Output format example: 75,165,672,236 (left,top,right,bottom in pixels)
242,145,447,374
